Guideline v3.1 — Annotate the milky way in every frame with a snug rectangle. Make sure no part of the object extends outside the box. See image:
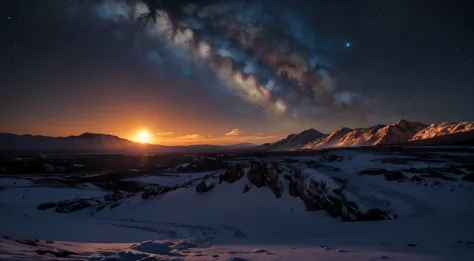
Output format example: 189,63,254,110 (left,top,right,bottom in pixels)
96,0,367,121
